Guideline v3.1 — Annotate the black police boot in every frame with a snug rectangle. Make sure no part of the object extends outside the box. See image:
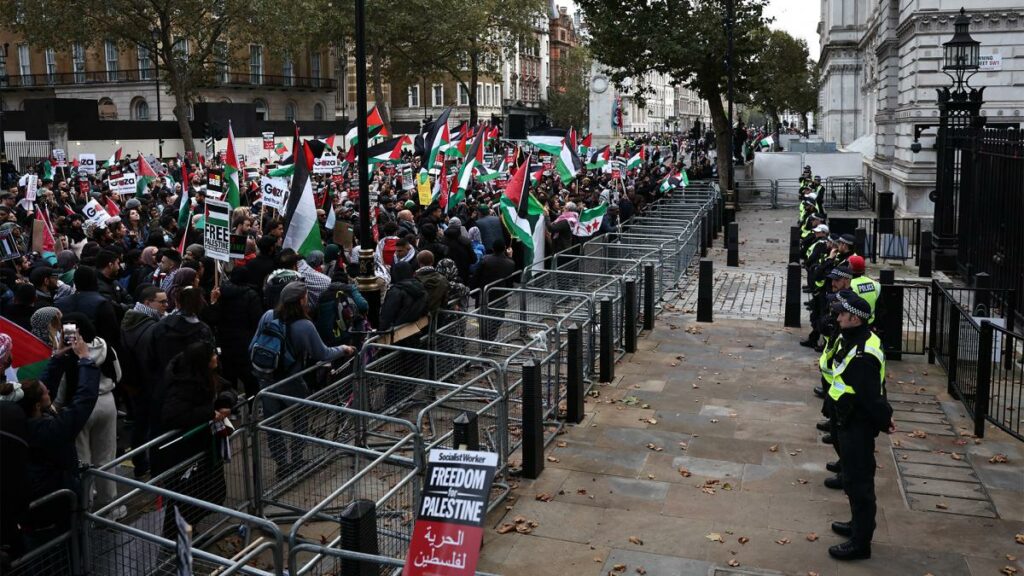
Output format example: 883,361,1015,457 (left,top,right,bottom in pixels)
800,339,817,348
831,521,853,537
826,460,842,473
802,286,813,293
828,539,871,560
821,433,834,445
816,420,831,432
823,474,843,489
813,386,825,399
